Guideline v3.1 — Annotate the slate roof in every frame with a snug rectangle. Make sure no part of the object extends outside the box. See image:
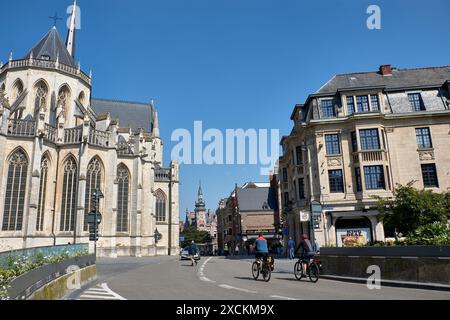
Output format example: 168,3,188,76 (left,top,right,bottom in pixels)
316,66,450,94
90,98,153,132
24,27,76,68
237,187,271,212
